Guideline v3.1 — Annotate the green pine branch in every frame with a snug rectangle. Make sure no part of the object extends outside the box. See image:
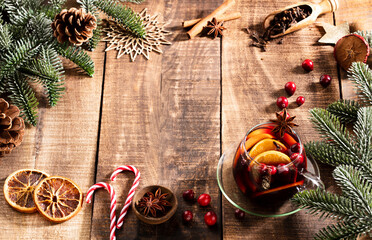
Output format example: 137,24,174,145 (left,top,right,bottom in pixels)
119,0,146,3
55,42,94,77
309,108,357,158
6,74,38,126
348,62,372,105
94,0,146,38
315,220,371,240
0,23,12,52
327,100,361,124
77,0,101,51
